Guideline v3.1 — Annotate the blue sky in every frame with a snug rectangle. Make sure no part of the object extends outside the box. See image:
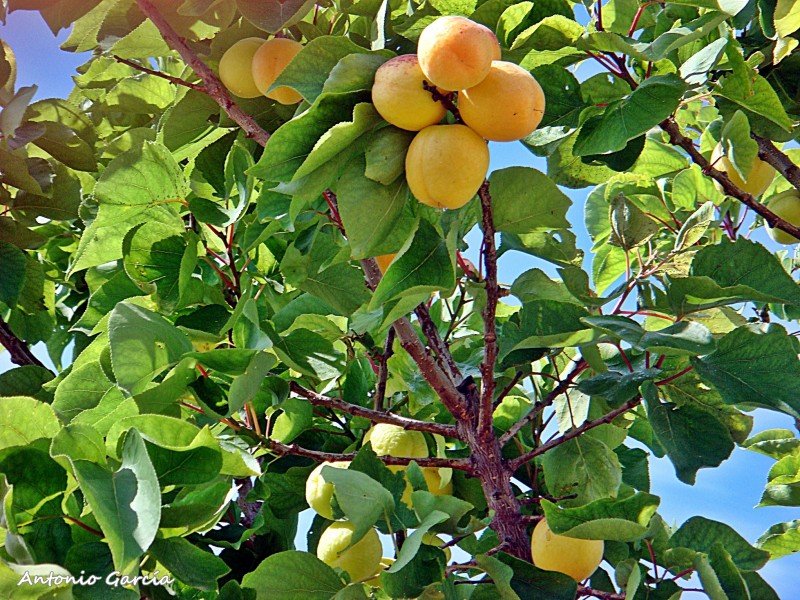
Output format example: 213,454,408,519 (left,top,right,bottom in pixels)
1,8,799,597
